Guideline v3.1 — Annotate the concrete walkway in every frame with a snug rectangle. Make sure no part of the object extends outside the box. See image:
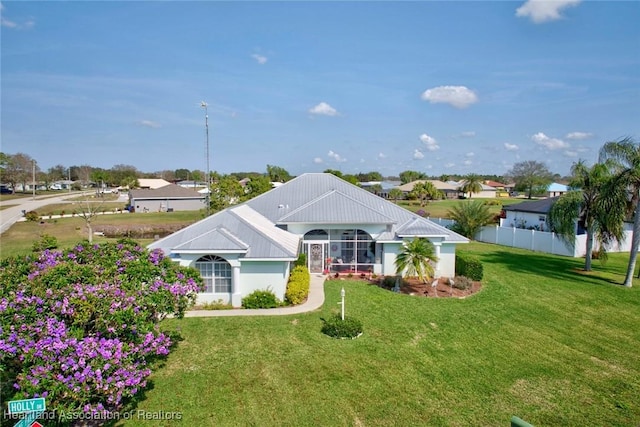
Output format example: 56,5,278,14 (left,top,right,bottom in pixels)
185,273,327,317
